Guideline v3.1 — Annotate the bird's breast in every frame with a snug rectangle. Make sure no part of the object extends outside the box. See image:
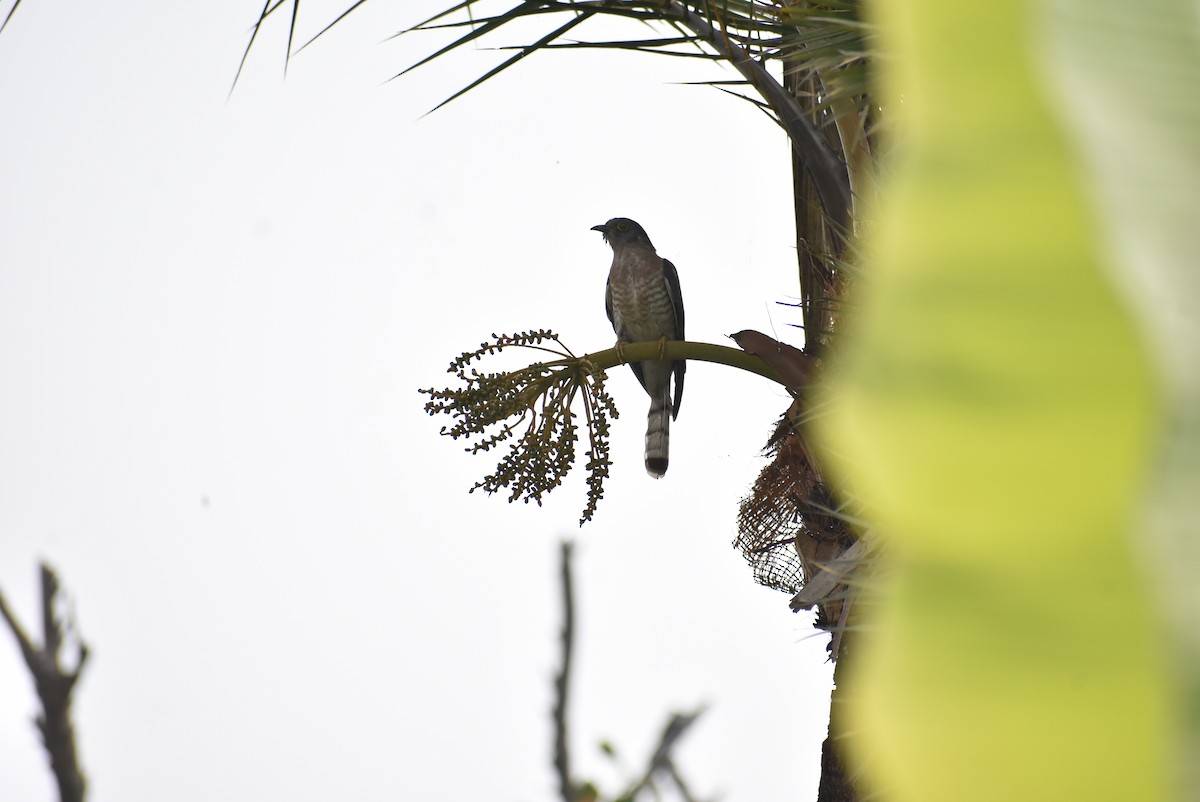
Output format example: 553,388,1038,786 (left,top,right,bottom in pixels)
607,249,677,342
